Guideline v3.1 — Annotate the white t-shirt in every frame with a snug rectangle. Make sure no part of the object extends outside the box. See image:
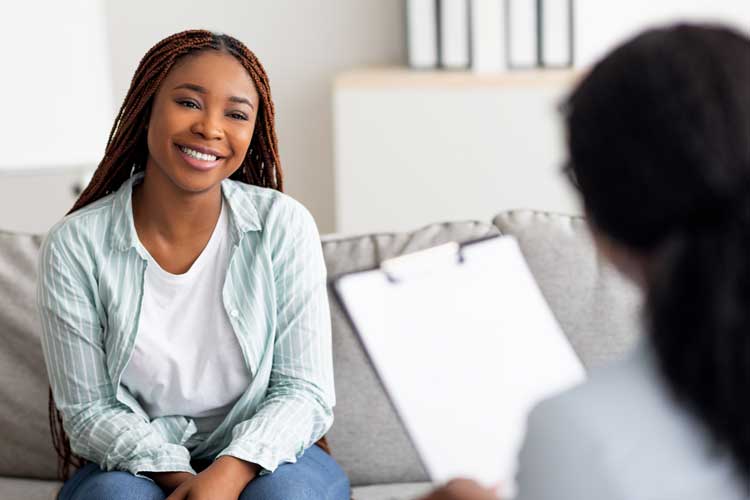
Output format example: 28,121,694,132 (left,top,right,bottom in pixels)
122,200,251,436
